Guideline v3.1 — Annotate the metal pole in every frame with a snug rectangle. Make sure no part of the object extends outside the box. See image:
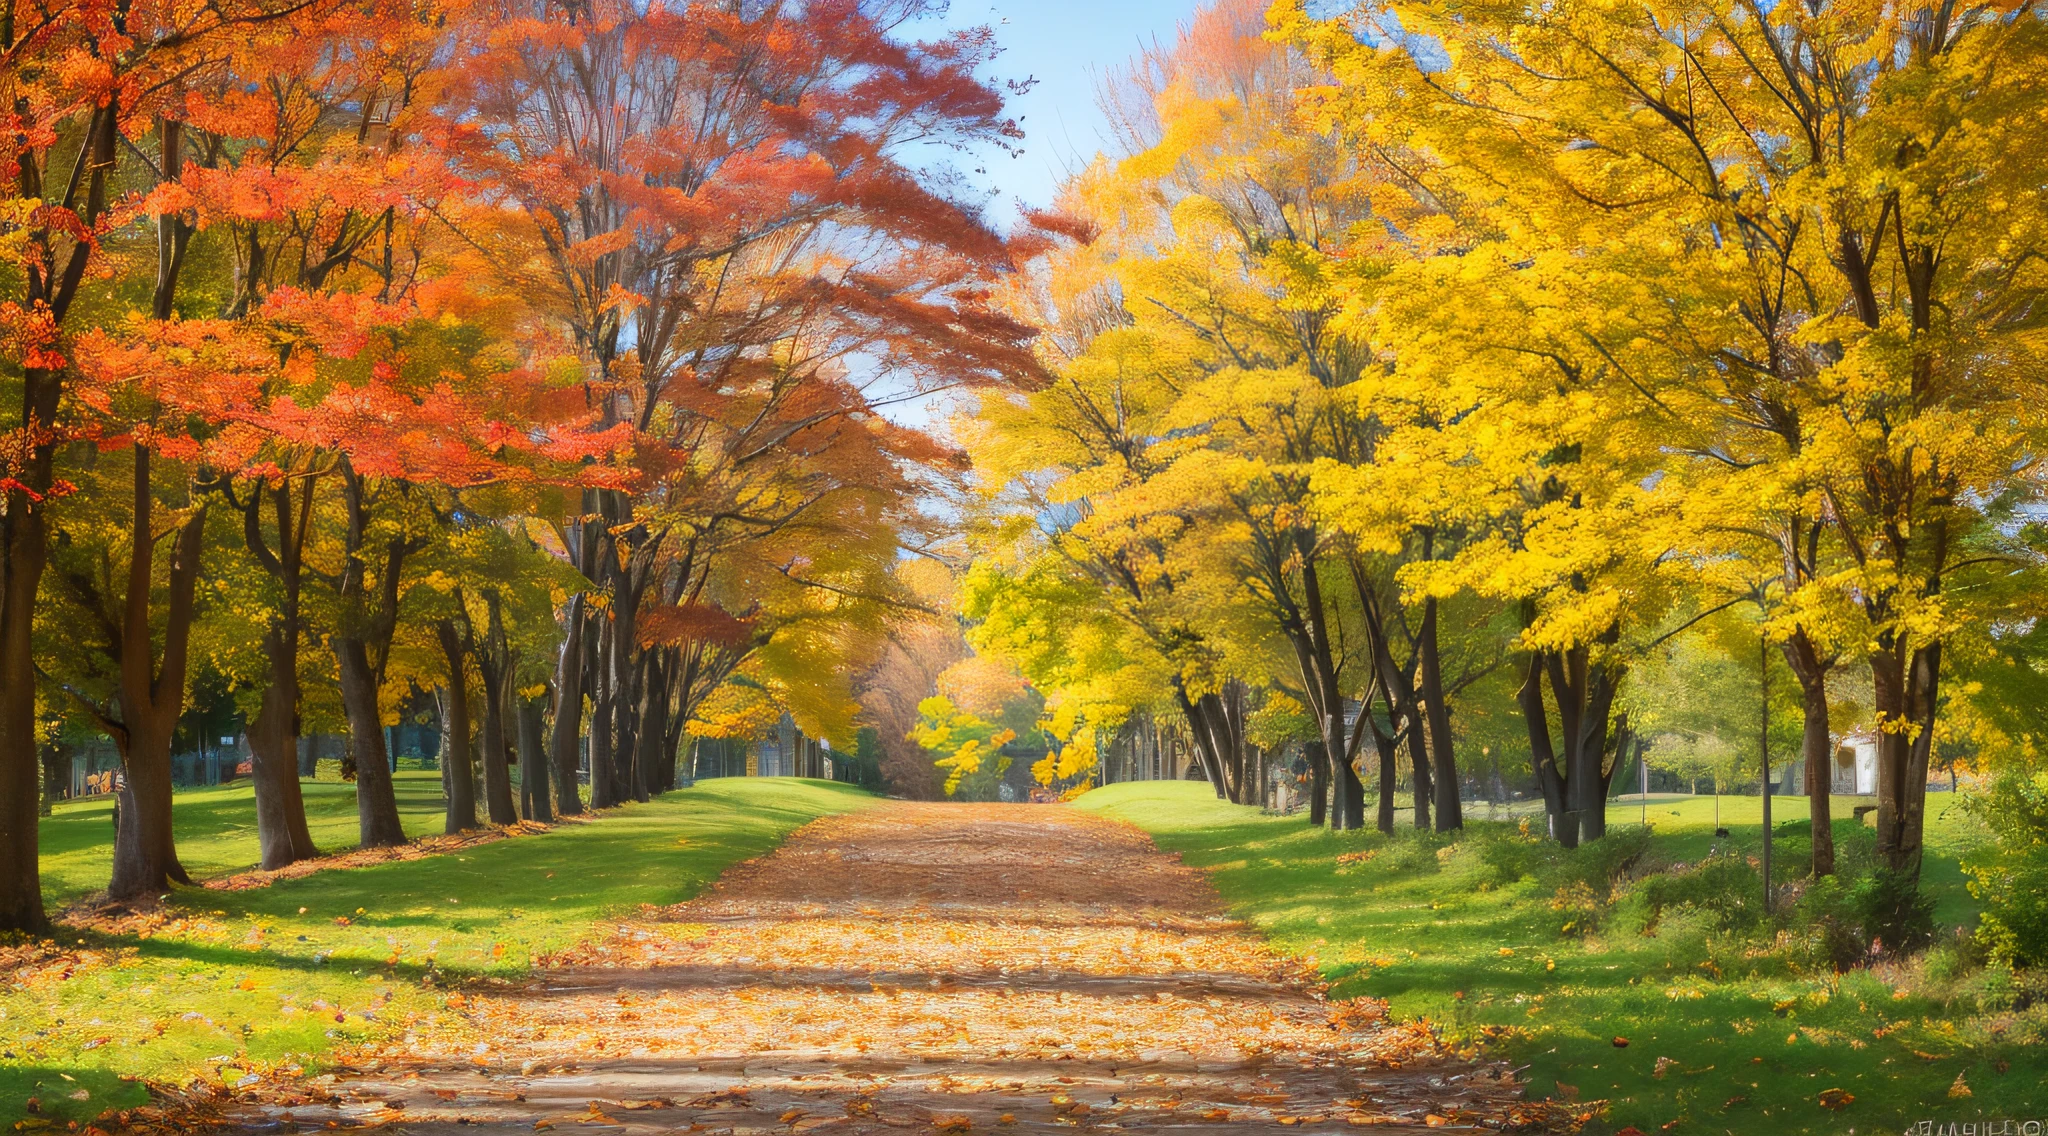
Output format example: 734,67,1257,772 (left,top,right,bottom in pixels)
1640,744,1649,827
